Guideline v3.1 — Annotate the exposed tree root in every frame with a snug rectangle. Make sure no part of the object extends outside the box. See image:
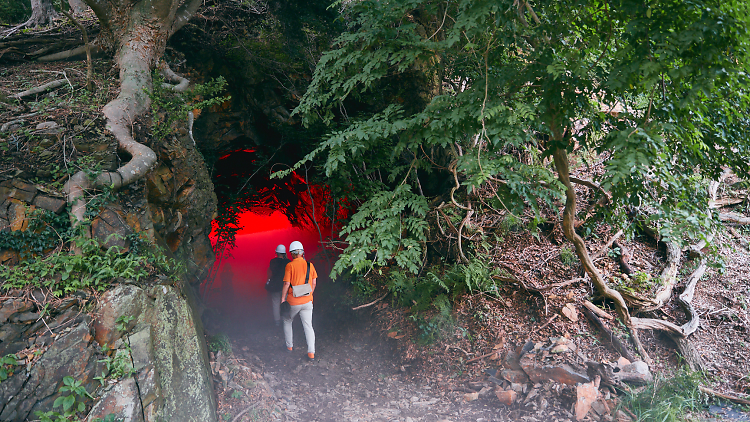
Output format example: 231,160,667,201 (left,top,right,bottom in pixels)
60,9,93,90
611,239,634,275
699,386,750,406
64,30,161,224
720,212,750,225
630,259,706,370
12,79,67,99
159,61,190,92
728,227,749,250
551,146,651,364
591,229,623,261
62,0,202,226
581,303,636,362
38,44,101,62
2,0,59,39
642,239,680,312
